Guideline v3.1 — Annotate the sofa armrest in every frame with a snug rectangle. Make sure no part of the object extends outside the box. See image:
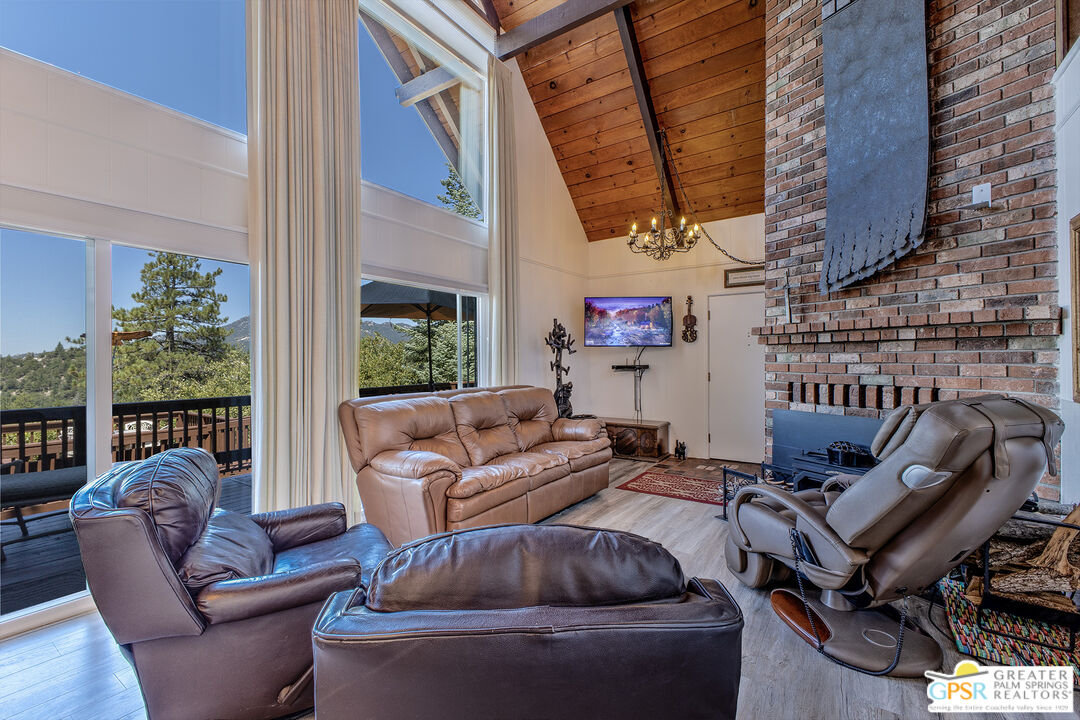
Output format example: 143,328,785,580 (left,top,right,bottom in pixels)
195,559,361,624
369,450,462,481
552,417,605,442
249,502,347,552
